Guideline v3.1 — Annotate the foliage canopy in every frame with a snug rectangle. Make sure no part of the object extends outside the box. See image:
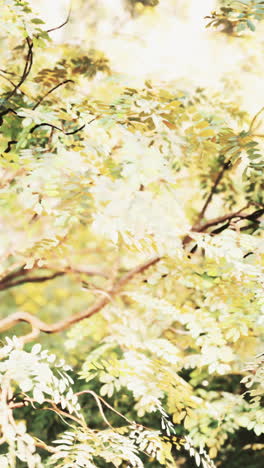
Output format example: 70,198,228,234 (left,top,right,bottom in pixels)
0,0,263,467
